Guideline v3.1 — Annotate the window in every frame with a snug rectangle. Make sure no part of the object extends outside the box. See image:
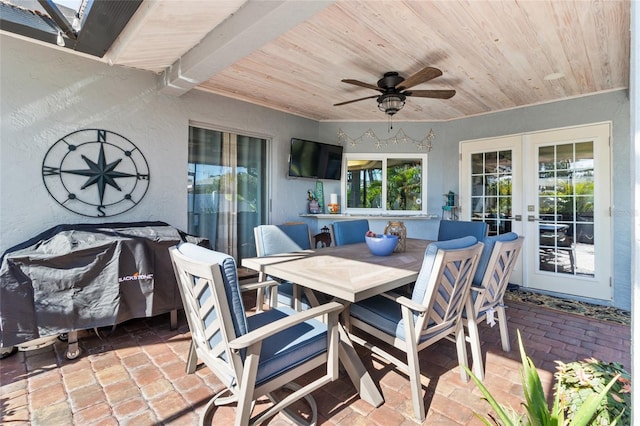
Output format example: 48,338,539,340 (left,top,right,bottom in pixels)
344,154,427,214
